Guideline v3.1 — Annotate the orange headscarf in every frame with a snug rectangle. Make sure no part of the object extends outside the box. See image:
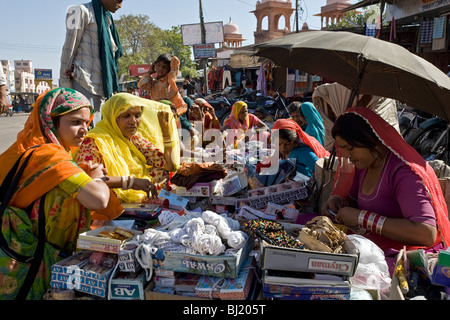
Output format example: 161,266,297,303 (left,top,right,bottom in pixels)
0,88,94,209
272,119,330,159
